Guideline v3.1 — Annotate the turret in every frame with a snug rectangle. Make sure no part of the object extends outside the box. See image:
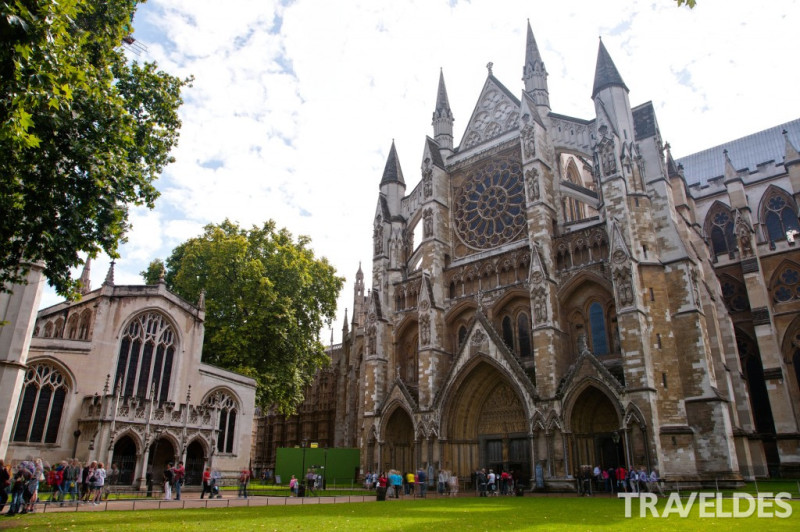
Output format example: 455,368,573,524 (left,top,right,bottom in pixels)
522,20,549,110
78,257,92,295
592,39,634,143
353,263,366,328
379,140,406,215
432,69,454,151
